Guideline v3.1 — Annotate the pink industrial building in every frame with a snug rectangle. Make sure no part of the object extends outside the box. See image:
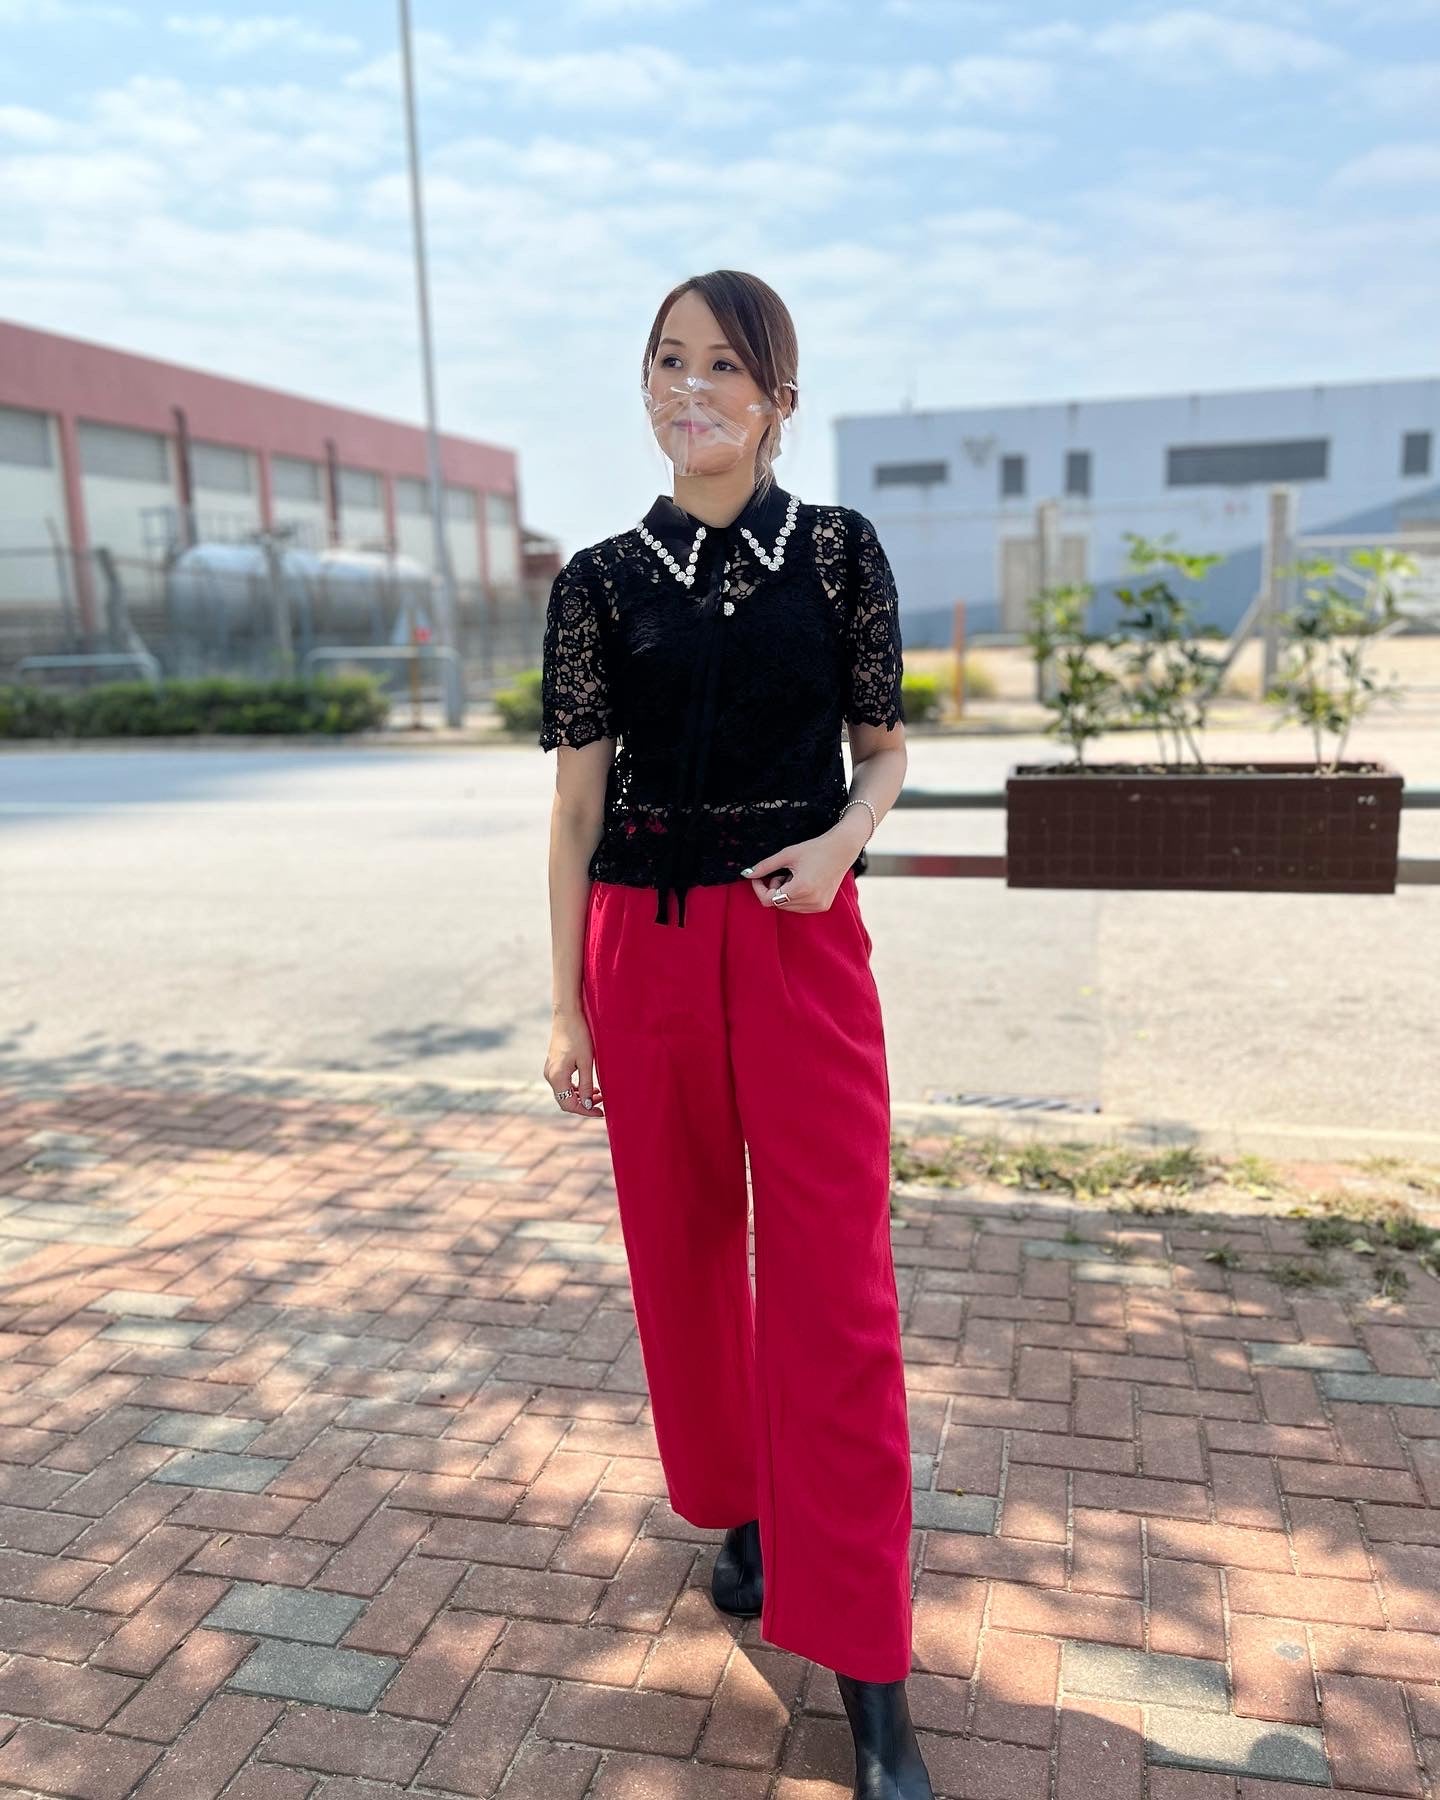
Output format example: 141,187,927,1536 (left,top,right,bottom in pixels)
0,319,525,637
